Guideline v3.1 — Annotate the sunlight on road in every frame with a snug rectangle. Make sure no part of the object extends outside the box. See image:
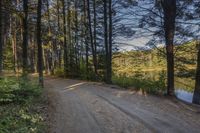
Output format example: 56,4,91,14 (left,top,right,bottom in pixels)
63,82,86,92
